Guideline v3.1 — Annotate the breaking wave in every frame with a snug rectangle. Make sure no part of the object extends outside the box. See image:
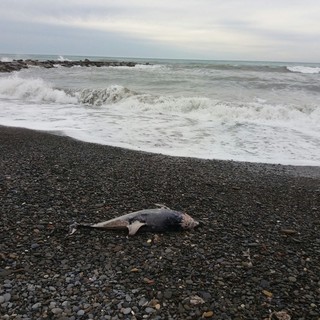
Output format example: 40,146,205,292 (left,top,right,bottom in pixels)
0,56,13,62
75,86,138,106
0,75,77,104
57,55,72,62
1,69,319,165
0,75,318,127
0,76,140,106
287,66,320,74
